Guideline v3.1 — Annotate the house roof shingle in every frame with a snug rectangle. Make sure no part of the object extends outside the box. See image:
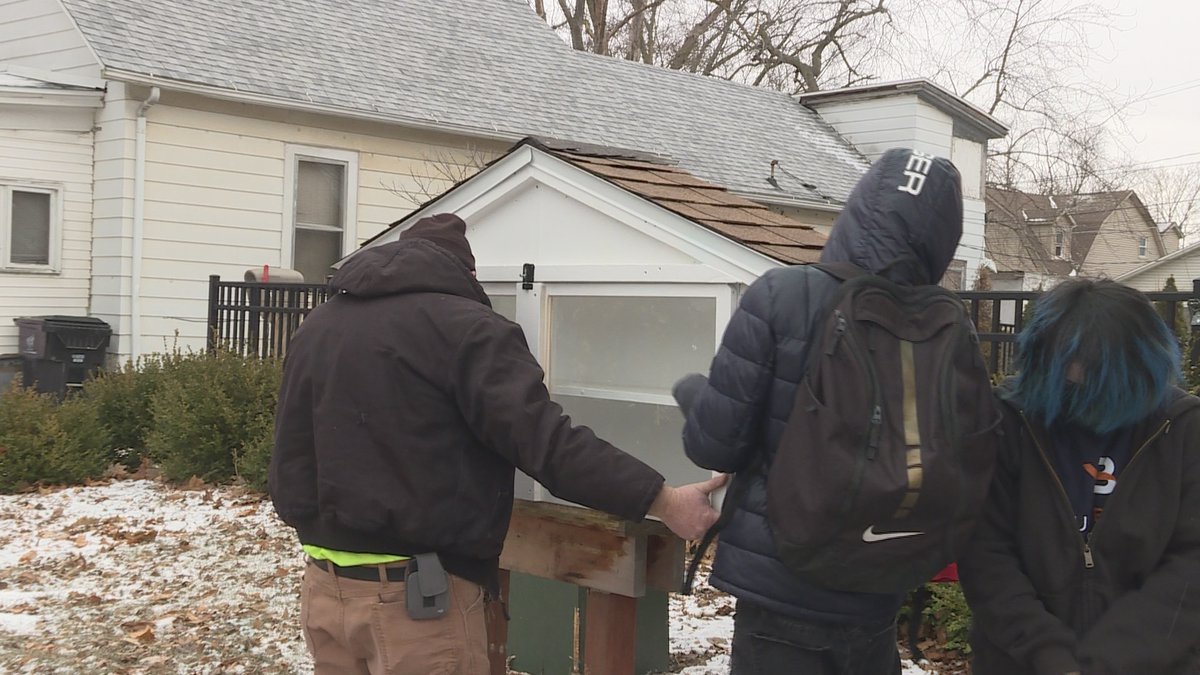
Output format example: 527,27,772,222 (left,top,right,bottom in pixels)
58,0,869,207
540,140,826,264
360,137,827,265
